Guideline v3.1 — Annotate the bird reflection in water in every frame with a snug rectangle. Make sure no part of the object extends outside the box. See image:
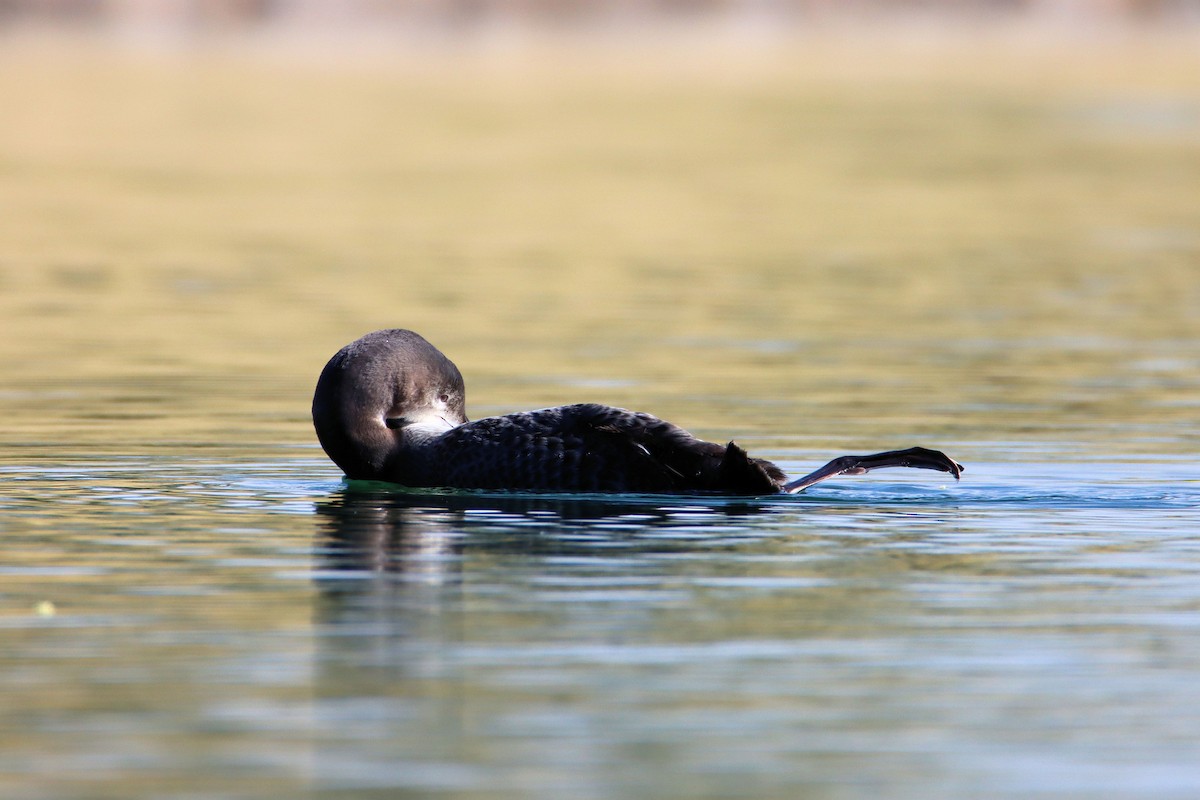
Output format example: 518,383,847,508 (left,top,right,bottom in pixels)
311,485,773,670
314,484,772,581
